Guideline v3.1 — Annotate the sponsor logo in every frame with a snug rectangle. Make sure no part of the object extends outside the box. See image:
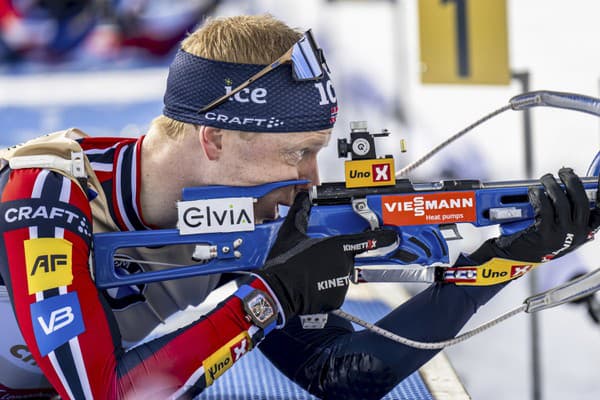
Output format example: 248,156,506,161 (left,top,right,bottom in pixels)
481,264,534,281
330,105,339,124
230,337,249,362
343,239,377,252
510,265,533,278
104,254,146,310
382,192,476,226
317,276,349,291
177,197,255,234
372,163,391,182
25,238,73,294
481,268,507,279
204,113,285,129
344,158,396,188
30,292,85,356
3,202,92,238
542,233,575,262
203,332,251,386
4,205,80,224
456,258,540,286
444,268,477,282
224,84,267,104
10,344,37,366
